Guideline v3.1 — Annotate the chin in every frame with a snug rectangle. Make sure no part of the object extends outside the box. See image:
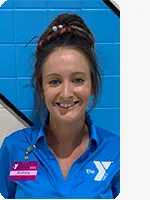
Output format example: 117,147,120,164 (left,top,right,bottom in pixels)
51,106,86,123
